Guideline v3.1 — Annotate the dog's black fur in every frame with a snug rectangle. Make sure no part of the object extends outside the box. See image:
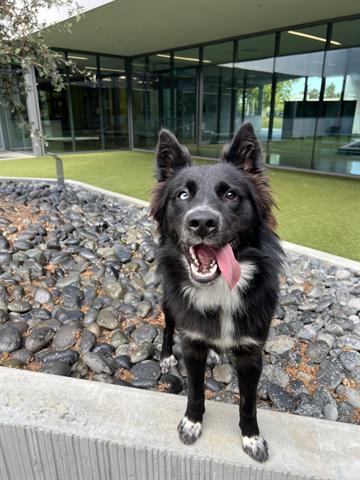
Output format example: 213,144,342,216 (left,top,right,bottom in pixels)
150,123,284,463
